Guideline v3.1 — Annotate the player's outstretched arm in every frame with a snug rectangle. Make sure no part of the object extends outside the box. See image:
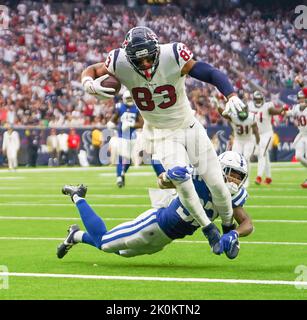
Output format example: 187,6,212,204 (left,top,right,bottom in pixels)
232,206,254,237
182,59,244,115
